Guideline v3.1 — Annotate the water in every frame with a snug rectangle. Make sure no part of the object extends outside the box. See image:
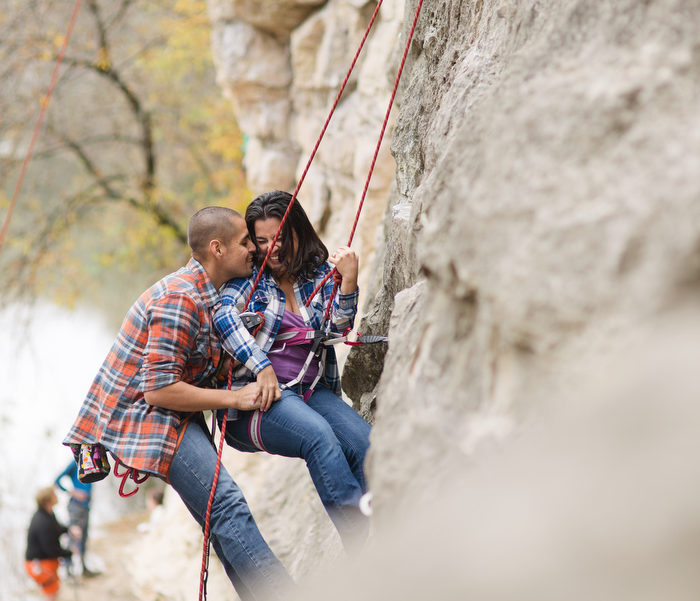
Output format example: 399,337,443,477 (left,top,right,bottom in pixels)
0,303,118,599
